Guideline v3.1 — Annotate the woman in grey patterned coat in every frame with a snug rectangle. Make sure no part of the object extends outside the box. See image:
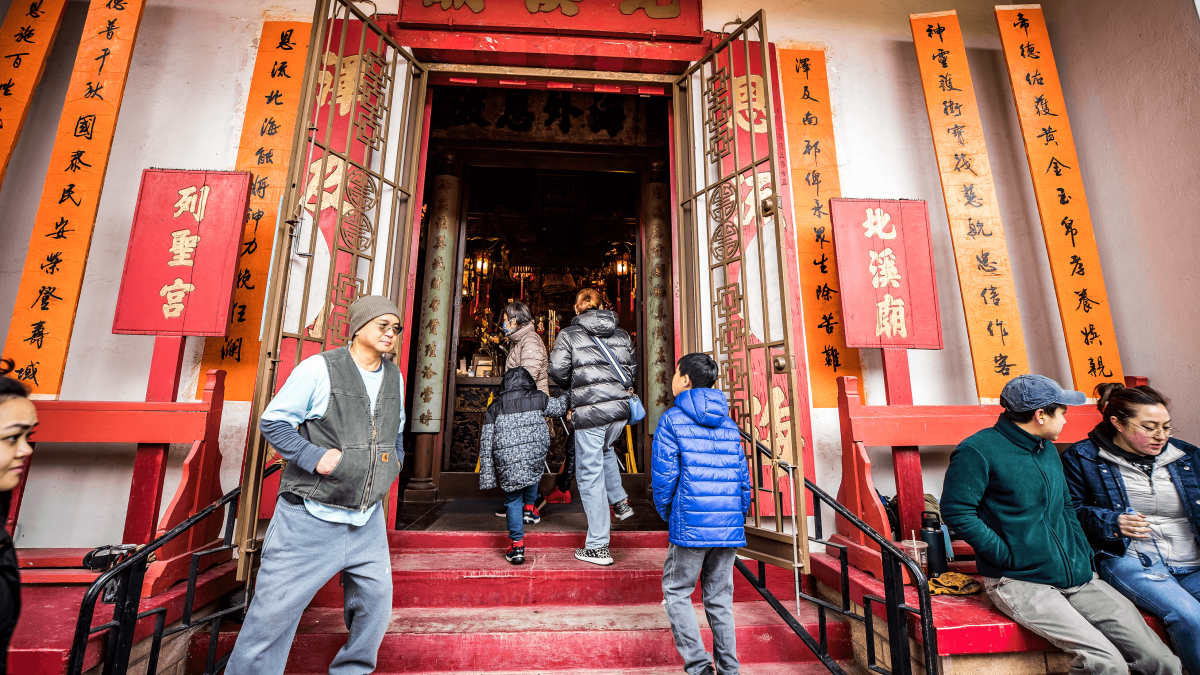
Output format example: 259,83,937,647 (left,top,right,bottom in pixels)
479,366,569,564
